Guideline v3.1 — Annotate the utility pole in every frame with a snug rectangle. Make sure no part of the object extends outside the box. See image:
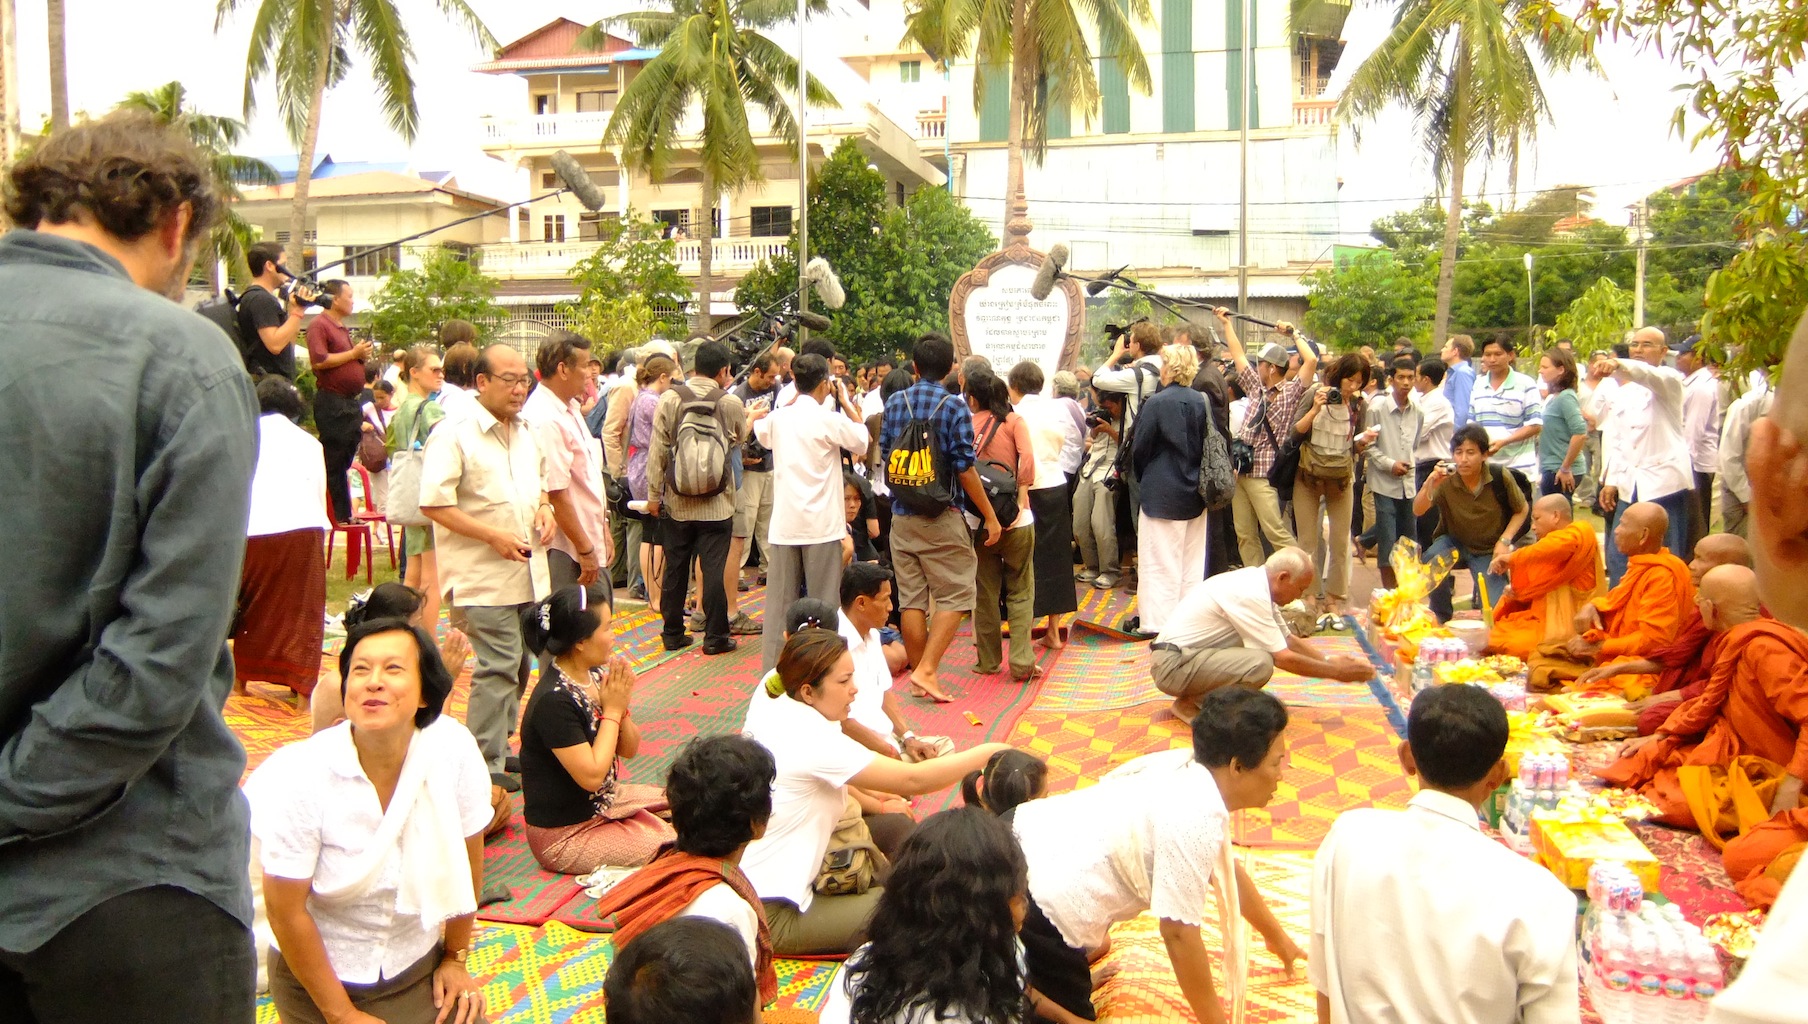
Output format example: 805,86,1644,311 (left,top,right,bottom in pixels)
1633,197,1648,327
796,0,810,335
1236,0,1251,313
0,0,17,173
